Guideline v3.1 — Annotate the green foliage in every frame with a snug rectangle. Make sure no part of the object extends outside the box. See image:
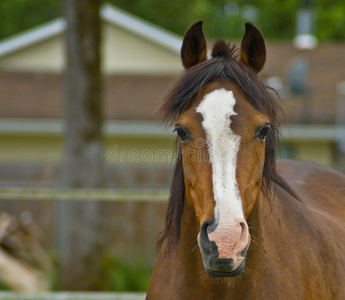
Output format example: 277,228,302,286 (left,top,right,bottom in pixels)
0,280,11,291
97,253,153,291
1,0,345,41
0,0,61,39
316,3,345,41
255,0,299,40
